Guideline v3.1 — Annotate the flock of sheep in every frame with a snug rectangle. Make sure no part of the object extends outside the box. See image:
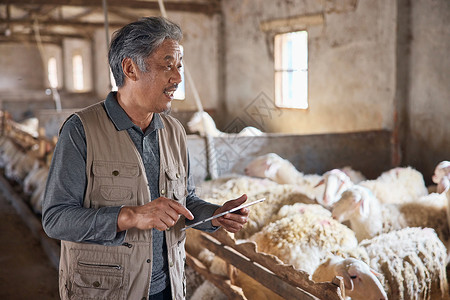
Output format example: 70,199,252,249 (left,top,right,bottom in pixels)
187,153,450,300
1,111,450,300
